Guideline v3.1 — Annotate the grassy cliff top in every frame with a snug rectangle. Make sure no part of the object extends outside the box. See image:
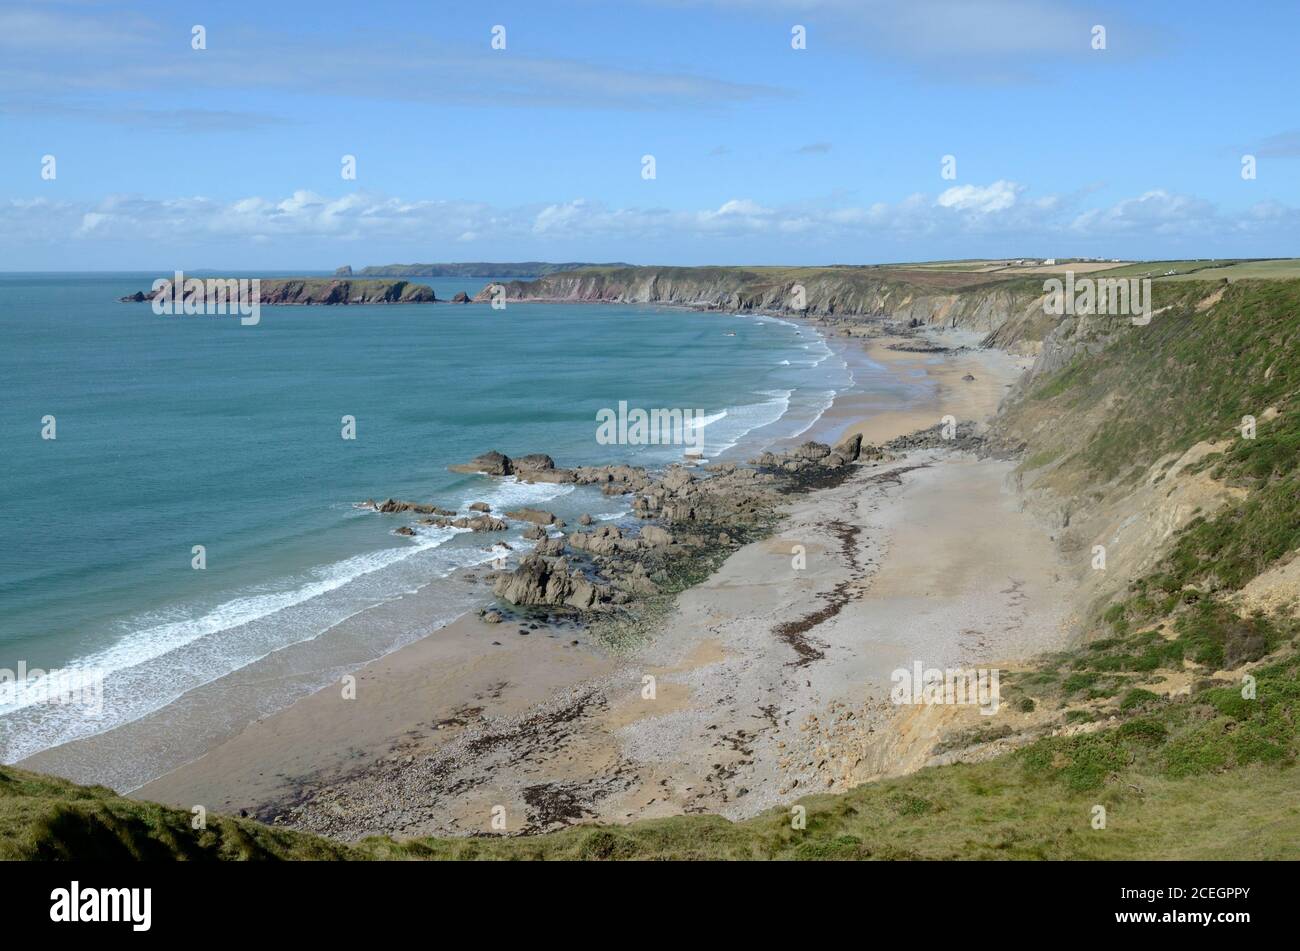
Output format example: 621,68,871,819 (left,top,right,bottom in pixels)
5,631,1297,860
